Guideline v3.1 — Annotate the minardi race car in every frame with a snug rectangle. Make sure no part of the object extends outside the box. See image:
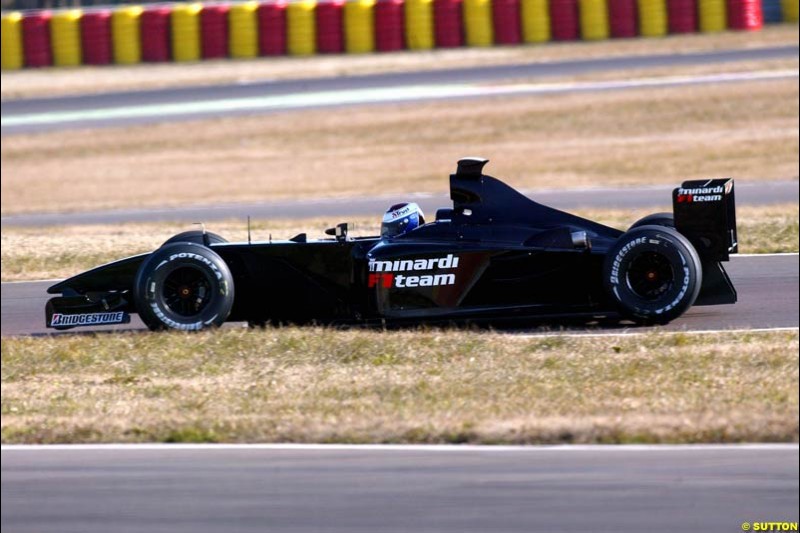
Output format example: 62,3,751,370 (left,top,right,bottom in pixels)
46,158,737,331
